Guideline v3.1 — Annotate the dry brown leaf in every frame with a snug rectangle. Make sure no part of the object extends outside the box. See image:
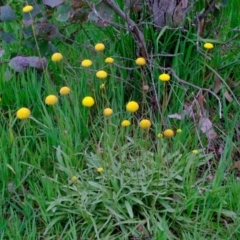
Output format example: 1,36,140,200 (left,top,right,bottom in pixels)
214,74,222,94
199,116,218,141
224,91,233,102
